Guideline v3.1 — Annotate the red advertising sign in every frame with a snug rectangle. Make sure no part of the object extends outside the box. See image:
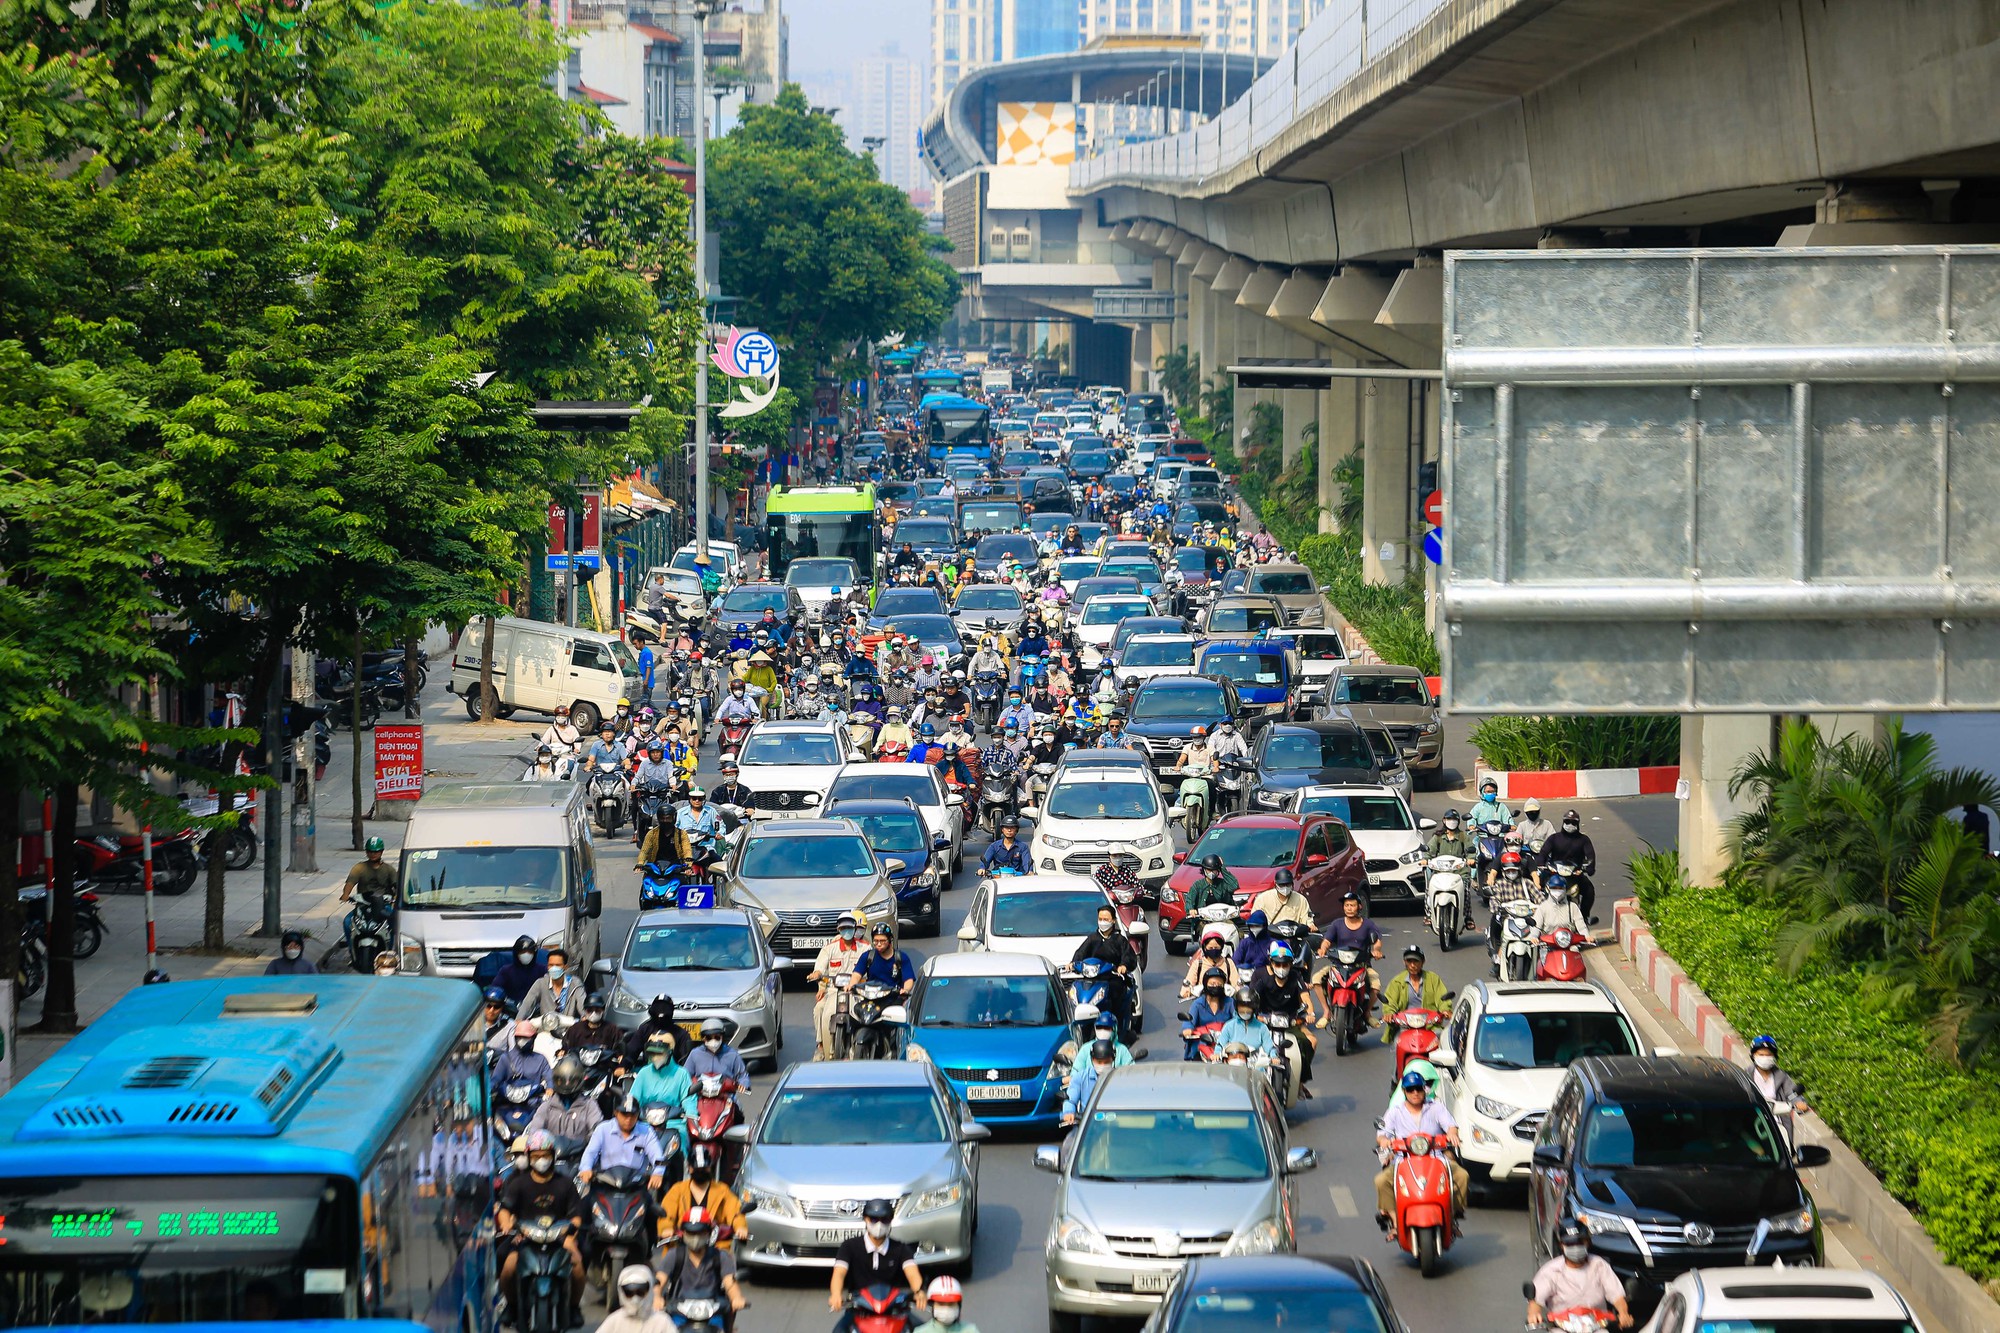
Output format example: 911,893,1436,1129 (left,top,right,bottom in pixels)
373,724,425,801
577,493,602,554
547,500,569,554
